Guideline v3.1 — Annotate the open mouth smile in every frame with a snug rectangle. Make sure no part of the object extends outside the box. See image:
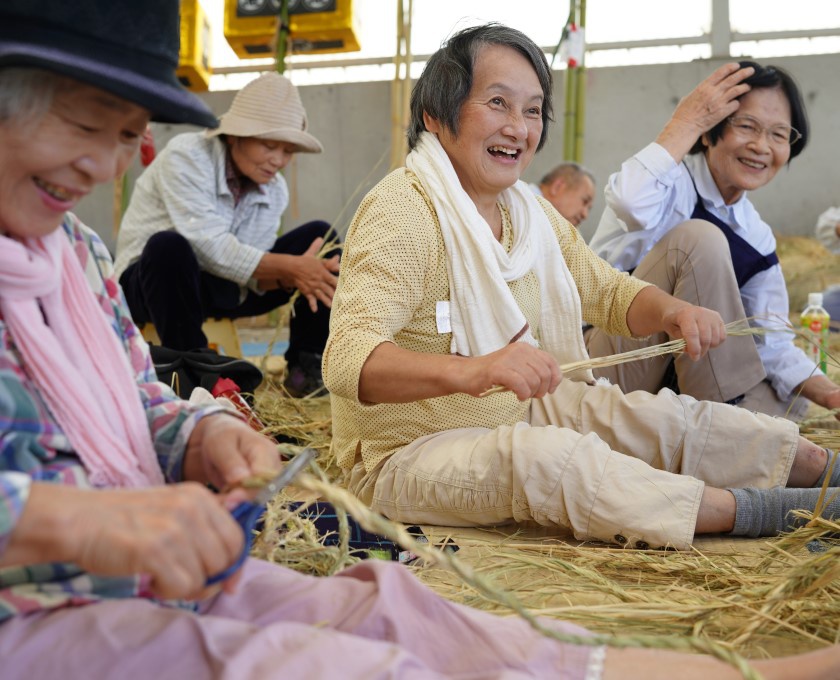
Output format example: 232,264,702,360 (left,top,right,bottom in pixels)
33,177,78,202
488,145,521,160
738,158,767,170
